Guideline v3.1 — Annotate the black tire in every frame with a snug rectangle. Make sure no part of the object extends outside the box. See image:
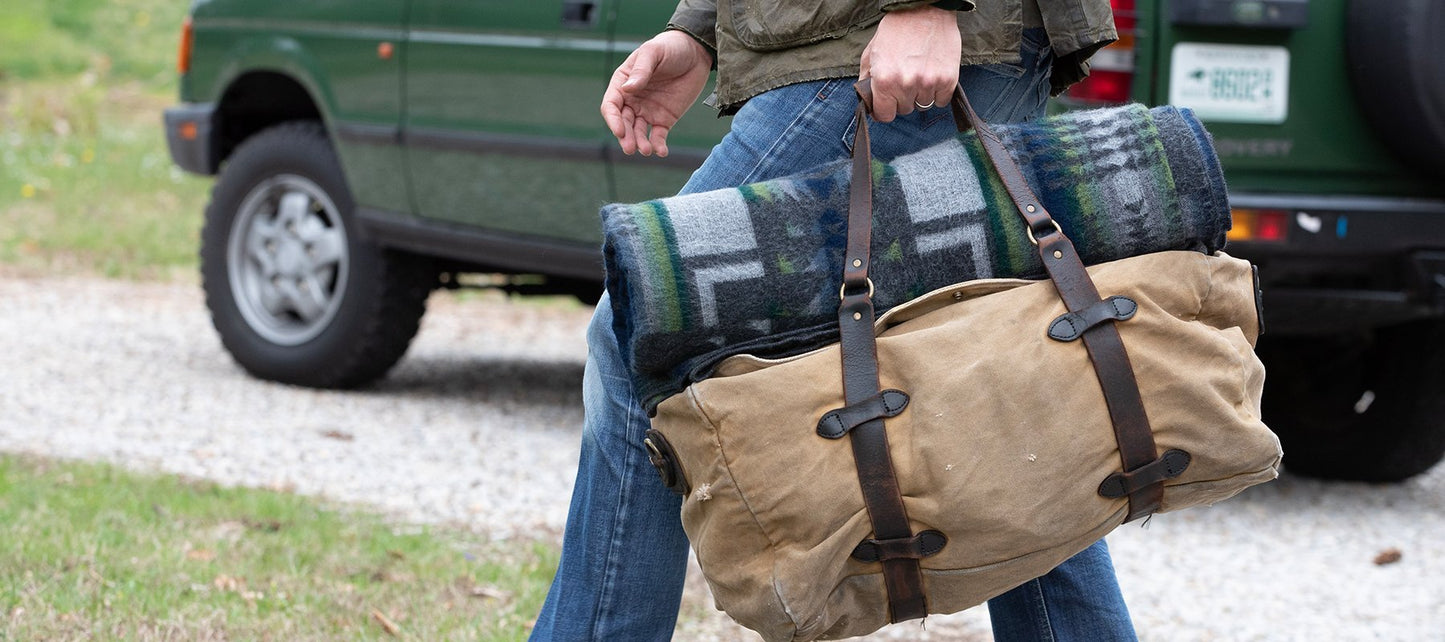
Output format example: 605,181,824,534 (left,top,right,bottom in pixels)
1347,0,1445,177
1258,319,1445,482
200,121,435,388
